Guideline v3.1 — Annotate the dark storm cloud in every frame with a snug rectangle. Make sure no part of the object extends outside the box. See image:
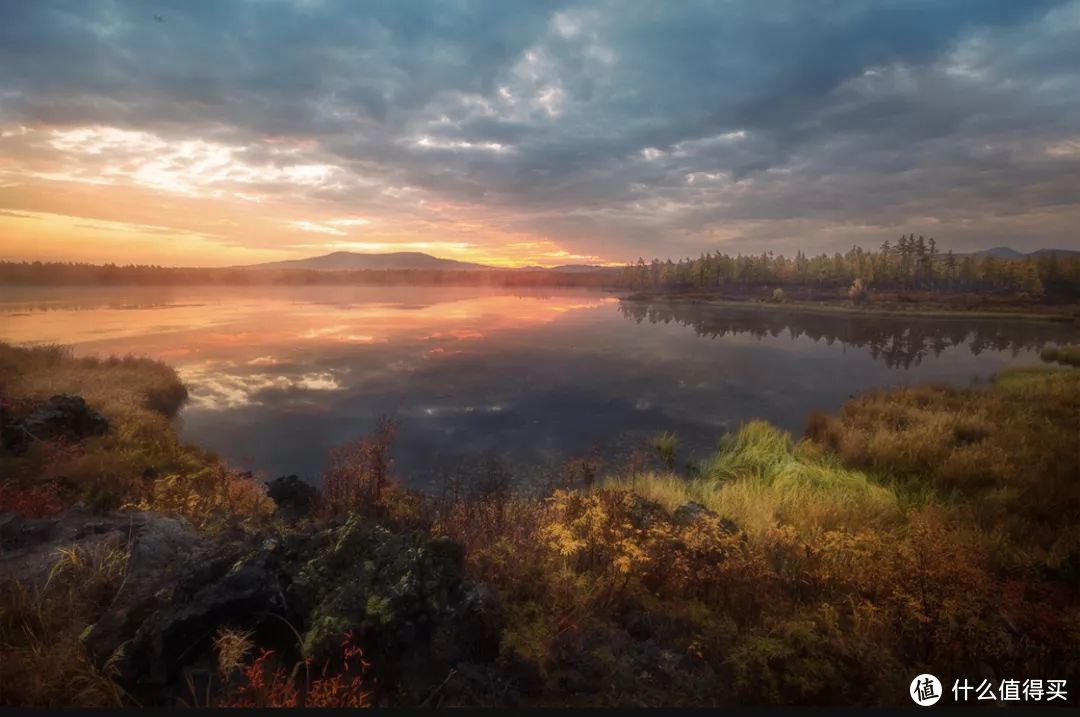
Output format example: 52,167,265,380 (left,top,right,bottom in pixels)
2,0,1078,257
